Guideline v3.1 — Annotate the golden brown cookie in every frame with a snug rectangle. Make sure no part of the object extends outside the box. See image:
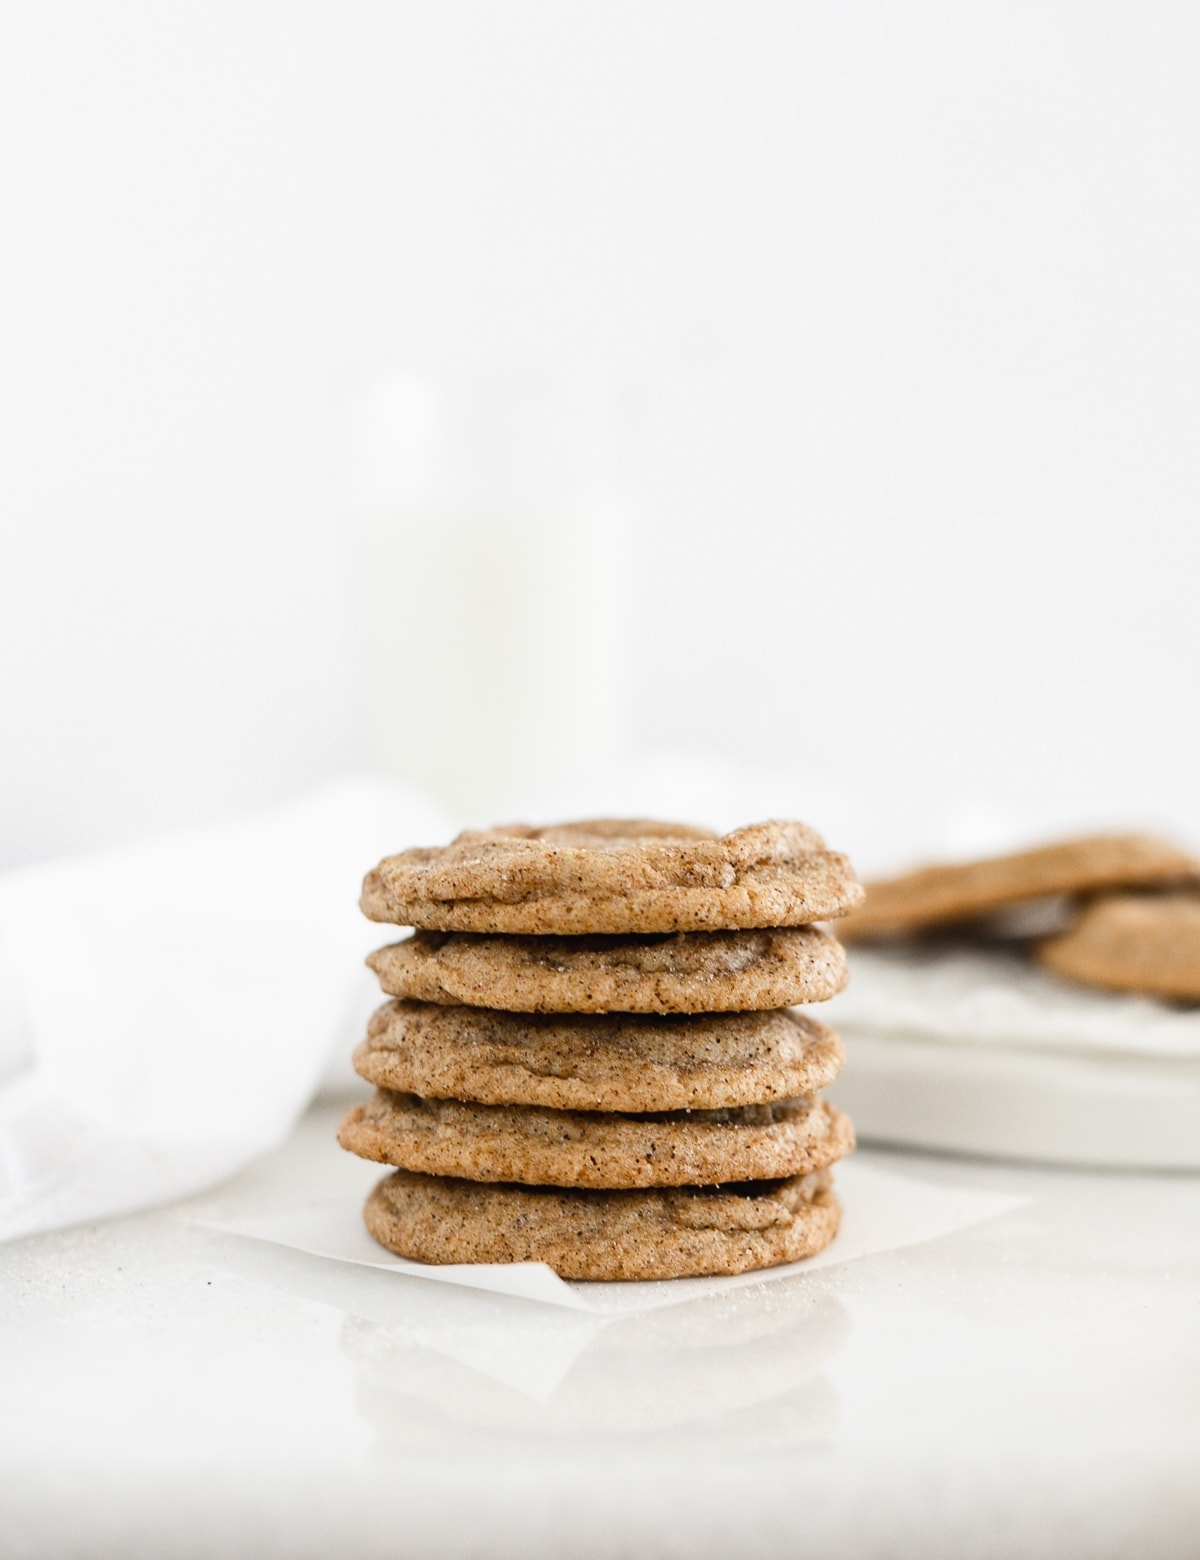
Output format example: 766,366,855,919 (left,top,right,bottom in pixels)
361,818,864,935
338,1089,853,1189
363,1167,843,1279
353,1000,845,1111
840,834,1200,942
1035,893,1200,1001
367,925,847,1014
